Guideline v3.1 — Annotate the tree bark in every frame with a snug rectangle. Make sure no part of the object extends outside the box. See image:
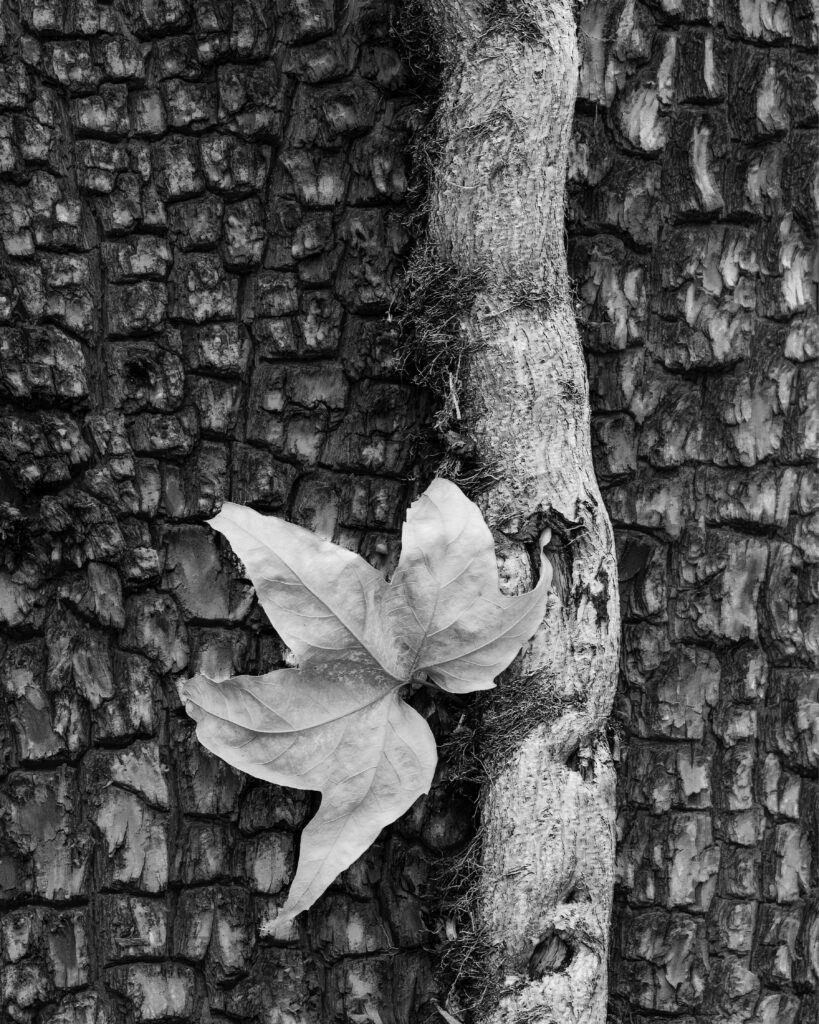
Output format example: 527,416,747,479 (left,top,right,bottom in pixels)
415,2,619,1021
570,2,819,1022
3,1,816,1023
0,2,443,1022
